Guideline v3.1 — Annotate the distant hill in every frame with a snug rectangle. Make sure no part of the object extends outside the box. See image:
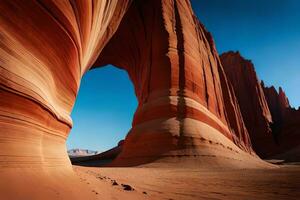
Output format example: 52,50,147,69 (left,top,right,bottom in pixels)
68,149,99,157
